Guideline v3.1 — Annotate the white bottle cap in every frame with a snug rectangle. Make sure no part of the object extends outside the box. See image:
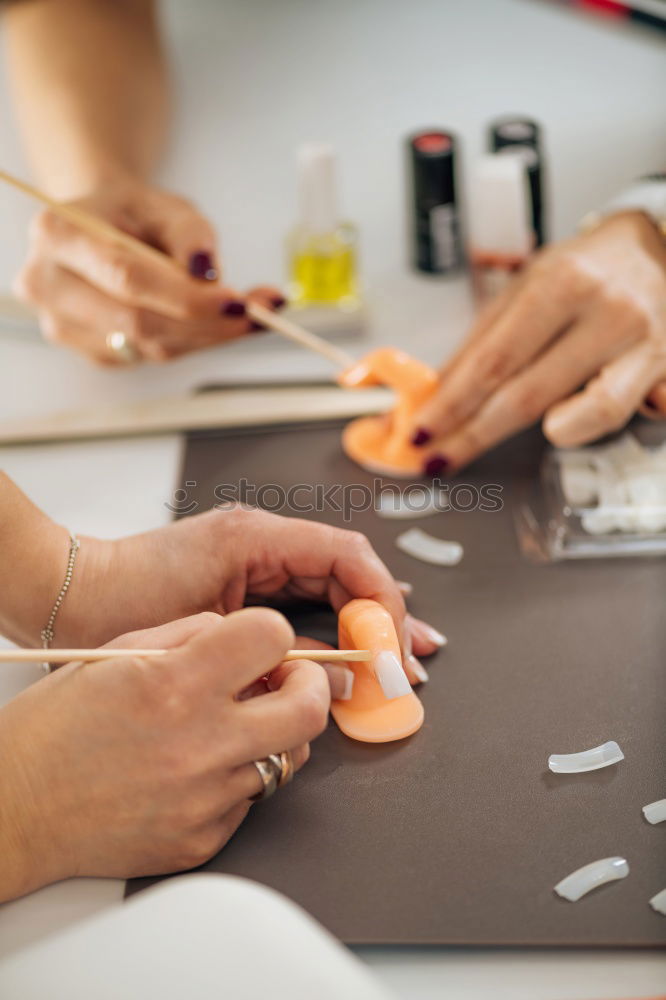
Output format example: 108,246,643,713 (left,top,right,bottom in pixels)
297,143,338,235
468,153,533,257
